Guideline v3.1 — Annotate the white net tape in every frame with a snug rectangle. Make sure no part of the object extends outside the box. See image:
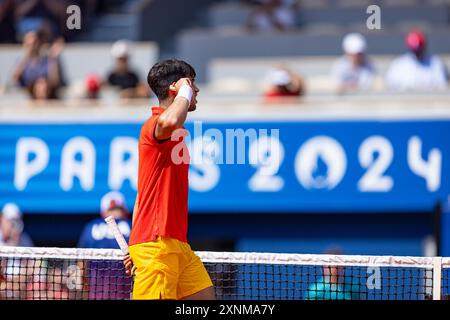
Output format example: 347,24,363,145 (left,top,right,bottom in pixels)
0,246,448,268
